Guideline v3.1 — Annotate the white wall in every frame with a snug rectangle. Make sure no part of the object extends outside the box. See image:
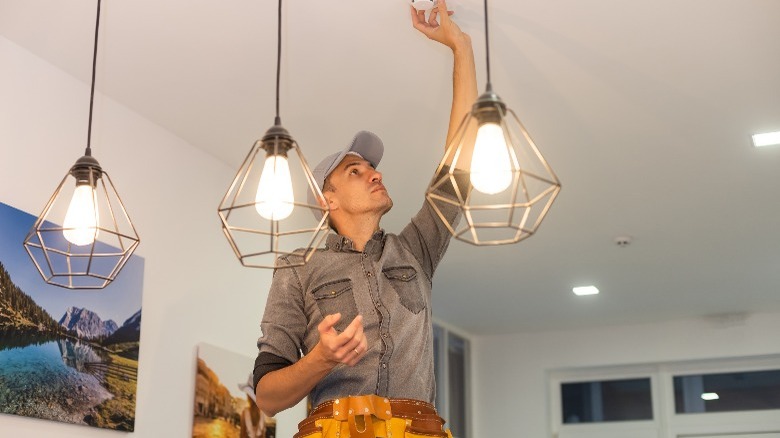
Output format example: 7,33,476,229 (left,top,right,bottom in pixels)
0,36,312,437
472,311,780,437
7,32,780,438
